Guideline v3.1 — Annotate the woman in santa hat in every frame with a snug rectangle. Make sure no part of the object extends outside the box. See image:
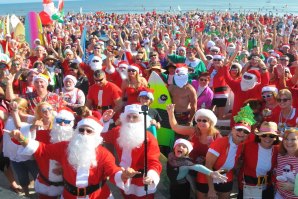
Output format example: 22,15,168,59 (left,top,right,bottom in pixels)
261,85,280,121
238,121,280,199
